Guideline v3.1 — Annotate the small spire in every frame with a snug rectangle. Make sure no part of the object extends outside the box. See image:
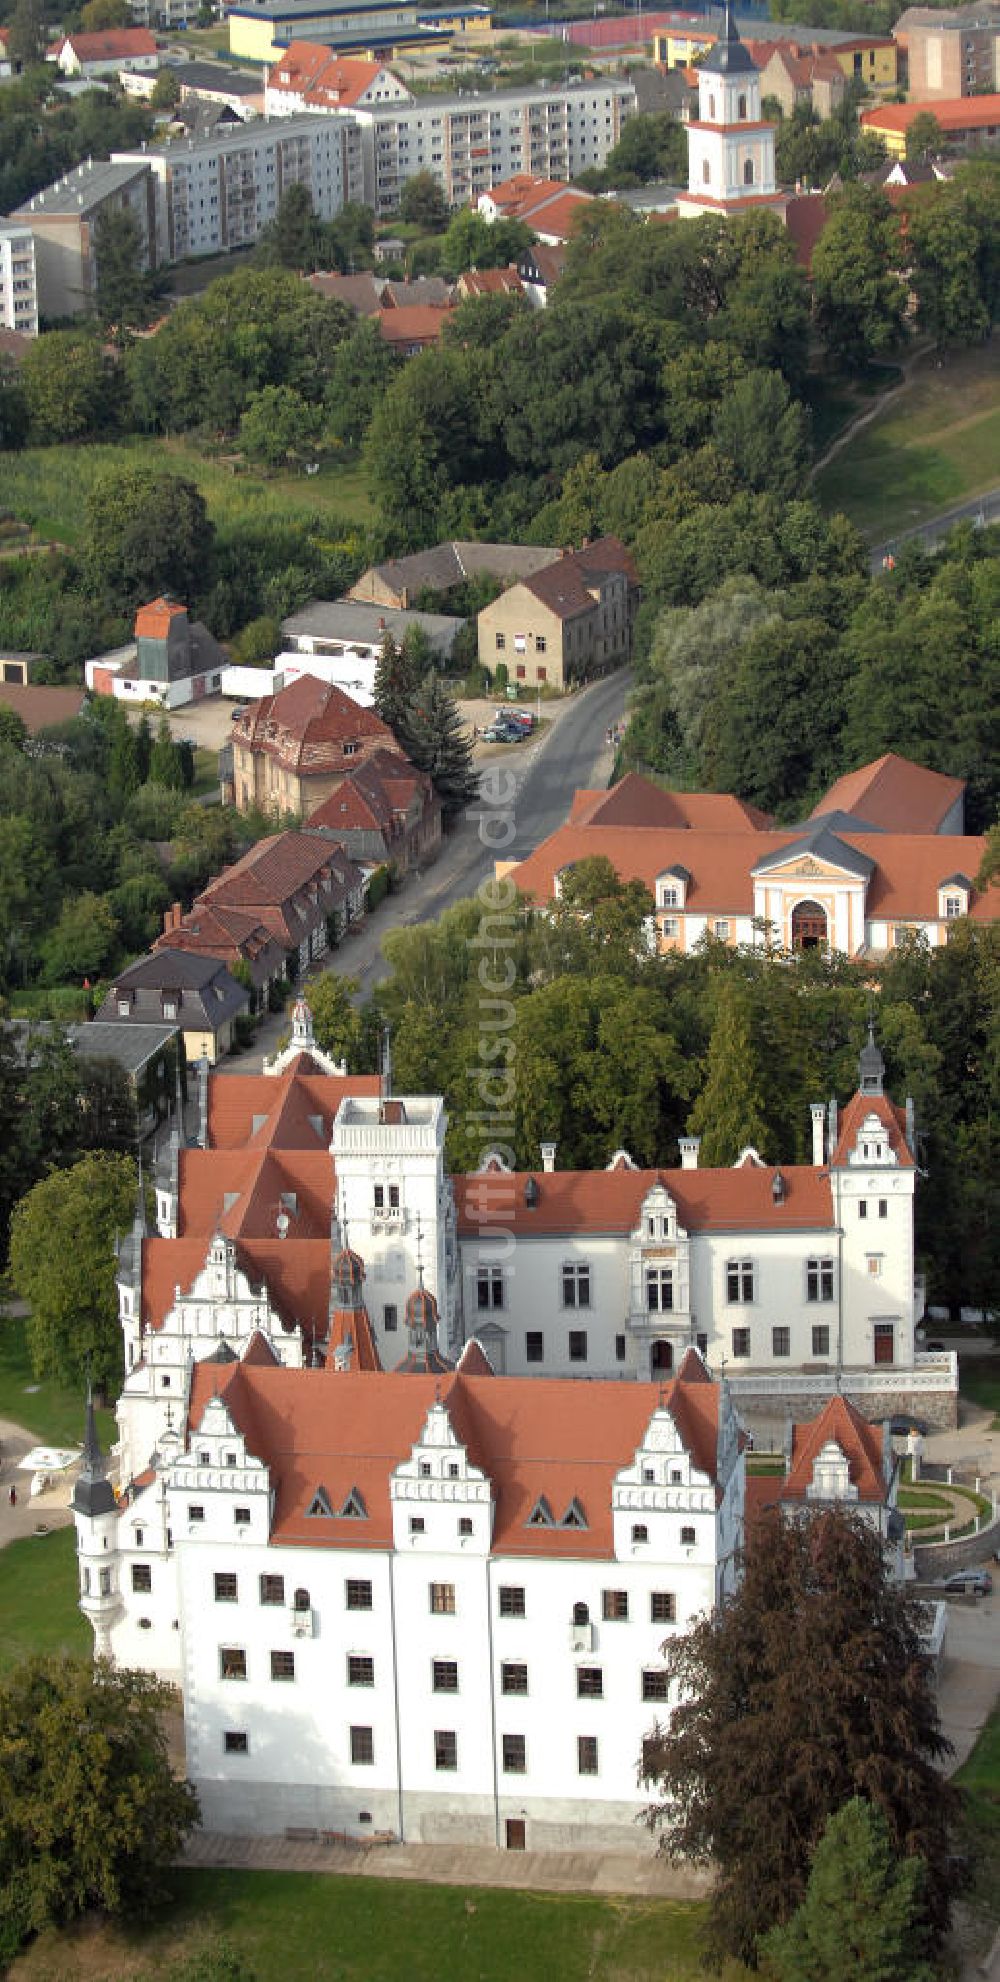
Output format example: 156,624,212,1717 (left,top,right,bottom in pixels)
133,1145,149,1240
72,1383,116,1517
859,1015,885,1096
381,1025,392,1101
